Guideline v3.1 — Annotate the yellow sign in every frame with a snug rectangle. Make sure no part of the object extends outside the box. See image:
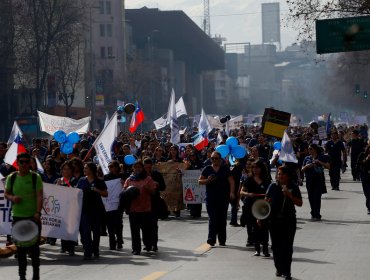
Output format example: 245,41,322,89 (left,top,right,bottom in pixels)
263,121,288,139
